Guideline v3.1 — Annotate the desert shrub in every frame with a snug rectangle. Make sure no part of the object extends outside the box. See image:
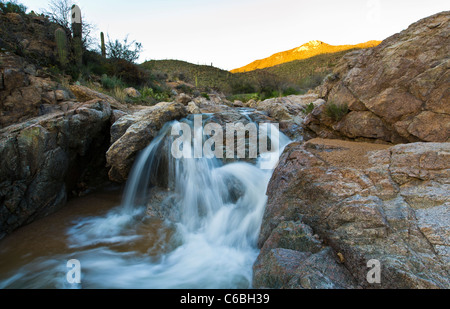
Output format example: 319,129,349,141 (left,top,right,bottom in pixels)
136,85,171,104
175,84,193,95
0,1,27,14
298,73,326,90
82,50,108,76
282,85,303,96
101,75,124,90
304,102,315,115
259,89,280,100
106,58,150,87
173,72,186,82
153,70,168,81
325,102,349,121
112,86,127,102
106,35,142,63
230,80,256,94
